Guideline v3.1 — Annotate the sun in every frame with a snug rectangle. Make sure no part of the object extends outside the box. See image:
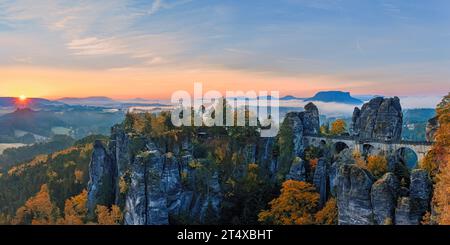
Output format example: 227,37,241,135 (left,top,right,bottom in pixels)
19,95,27,101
